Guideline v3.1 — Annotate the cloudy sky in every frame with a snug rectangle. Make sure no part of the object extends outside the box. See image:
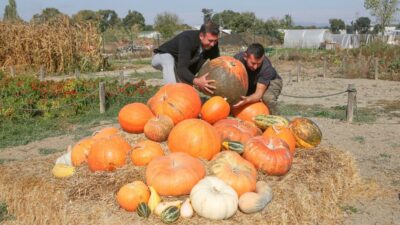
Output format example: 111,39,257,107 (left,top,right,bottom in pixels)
0,0,379,26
